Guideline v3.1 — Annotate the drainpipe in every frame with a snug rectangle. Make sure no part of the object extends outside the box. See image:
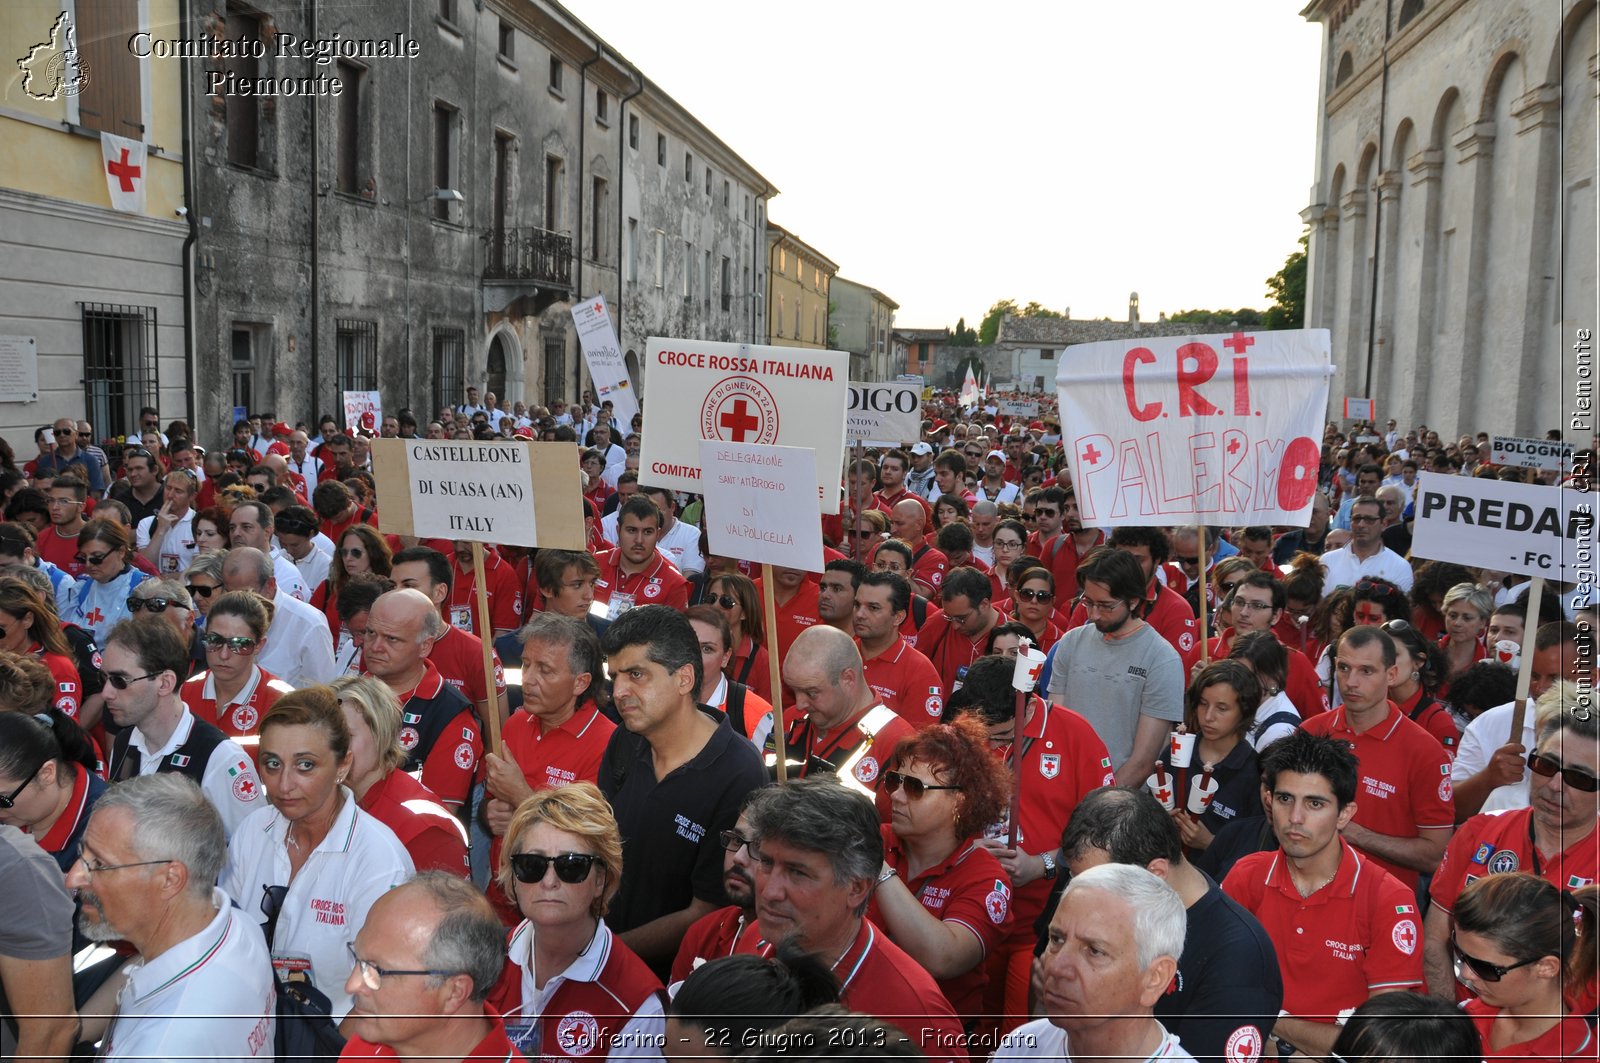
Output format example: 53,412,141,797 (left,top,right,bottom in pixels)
178,0,198,429
615,69,642,353
307,0,321,426
1363,0,1393,399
